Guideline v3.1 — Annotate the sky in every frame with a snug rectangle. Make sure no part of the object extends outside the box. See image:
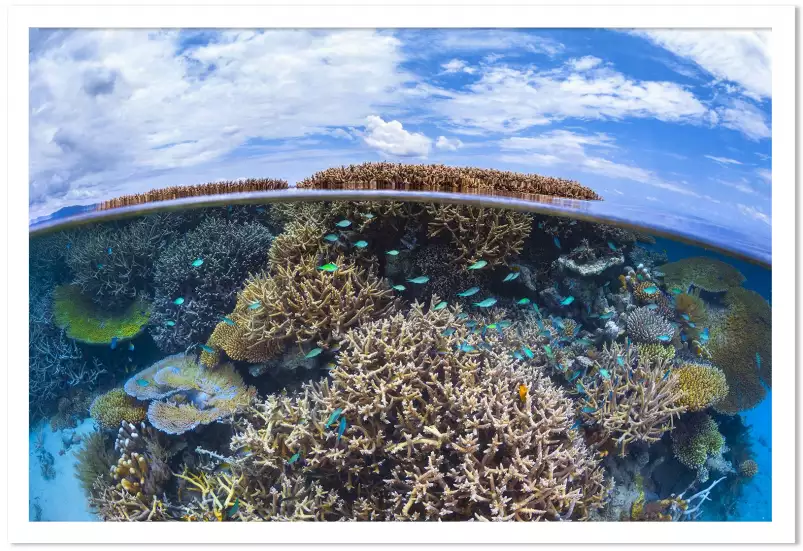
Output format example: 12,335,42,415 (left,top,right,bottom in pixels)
28,28,772,246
